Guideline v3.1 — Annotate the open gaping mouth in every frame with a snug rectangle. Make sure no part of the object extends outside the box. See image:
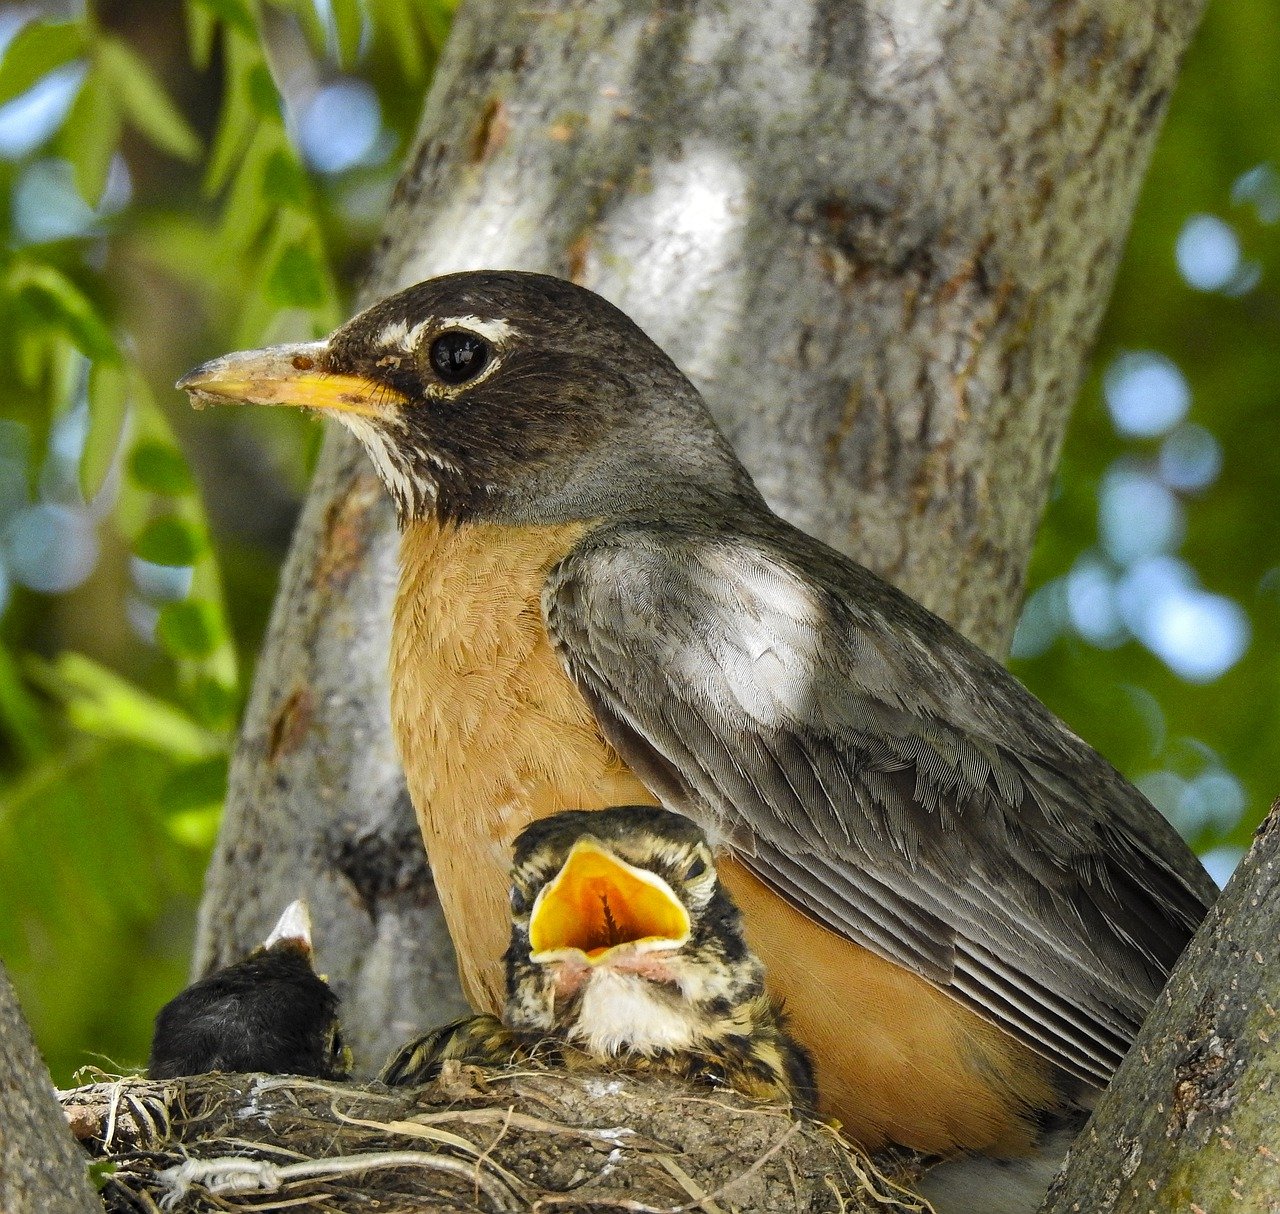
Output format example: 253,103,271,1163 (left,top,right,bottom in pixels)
528,840,690,965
